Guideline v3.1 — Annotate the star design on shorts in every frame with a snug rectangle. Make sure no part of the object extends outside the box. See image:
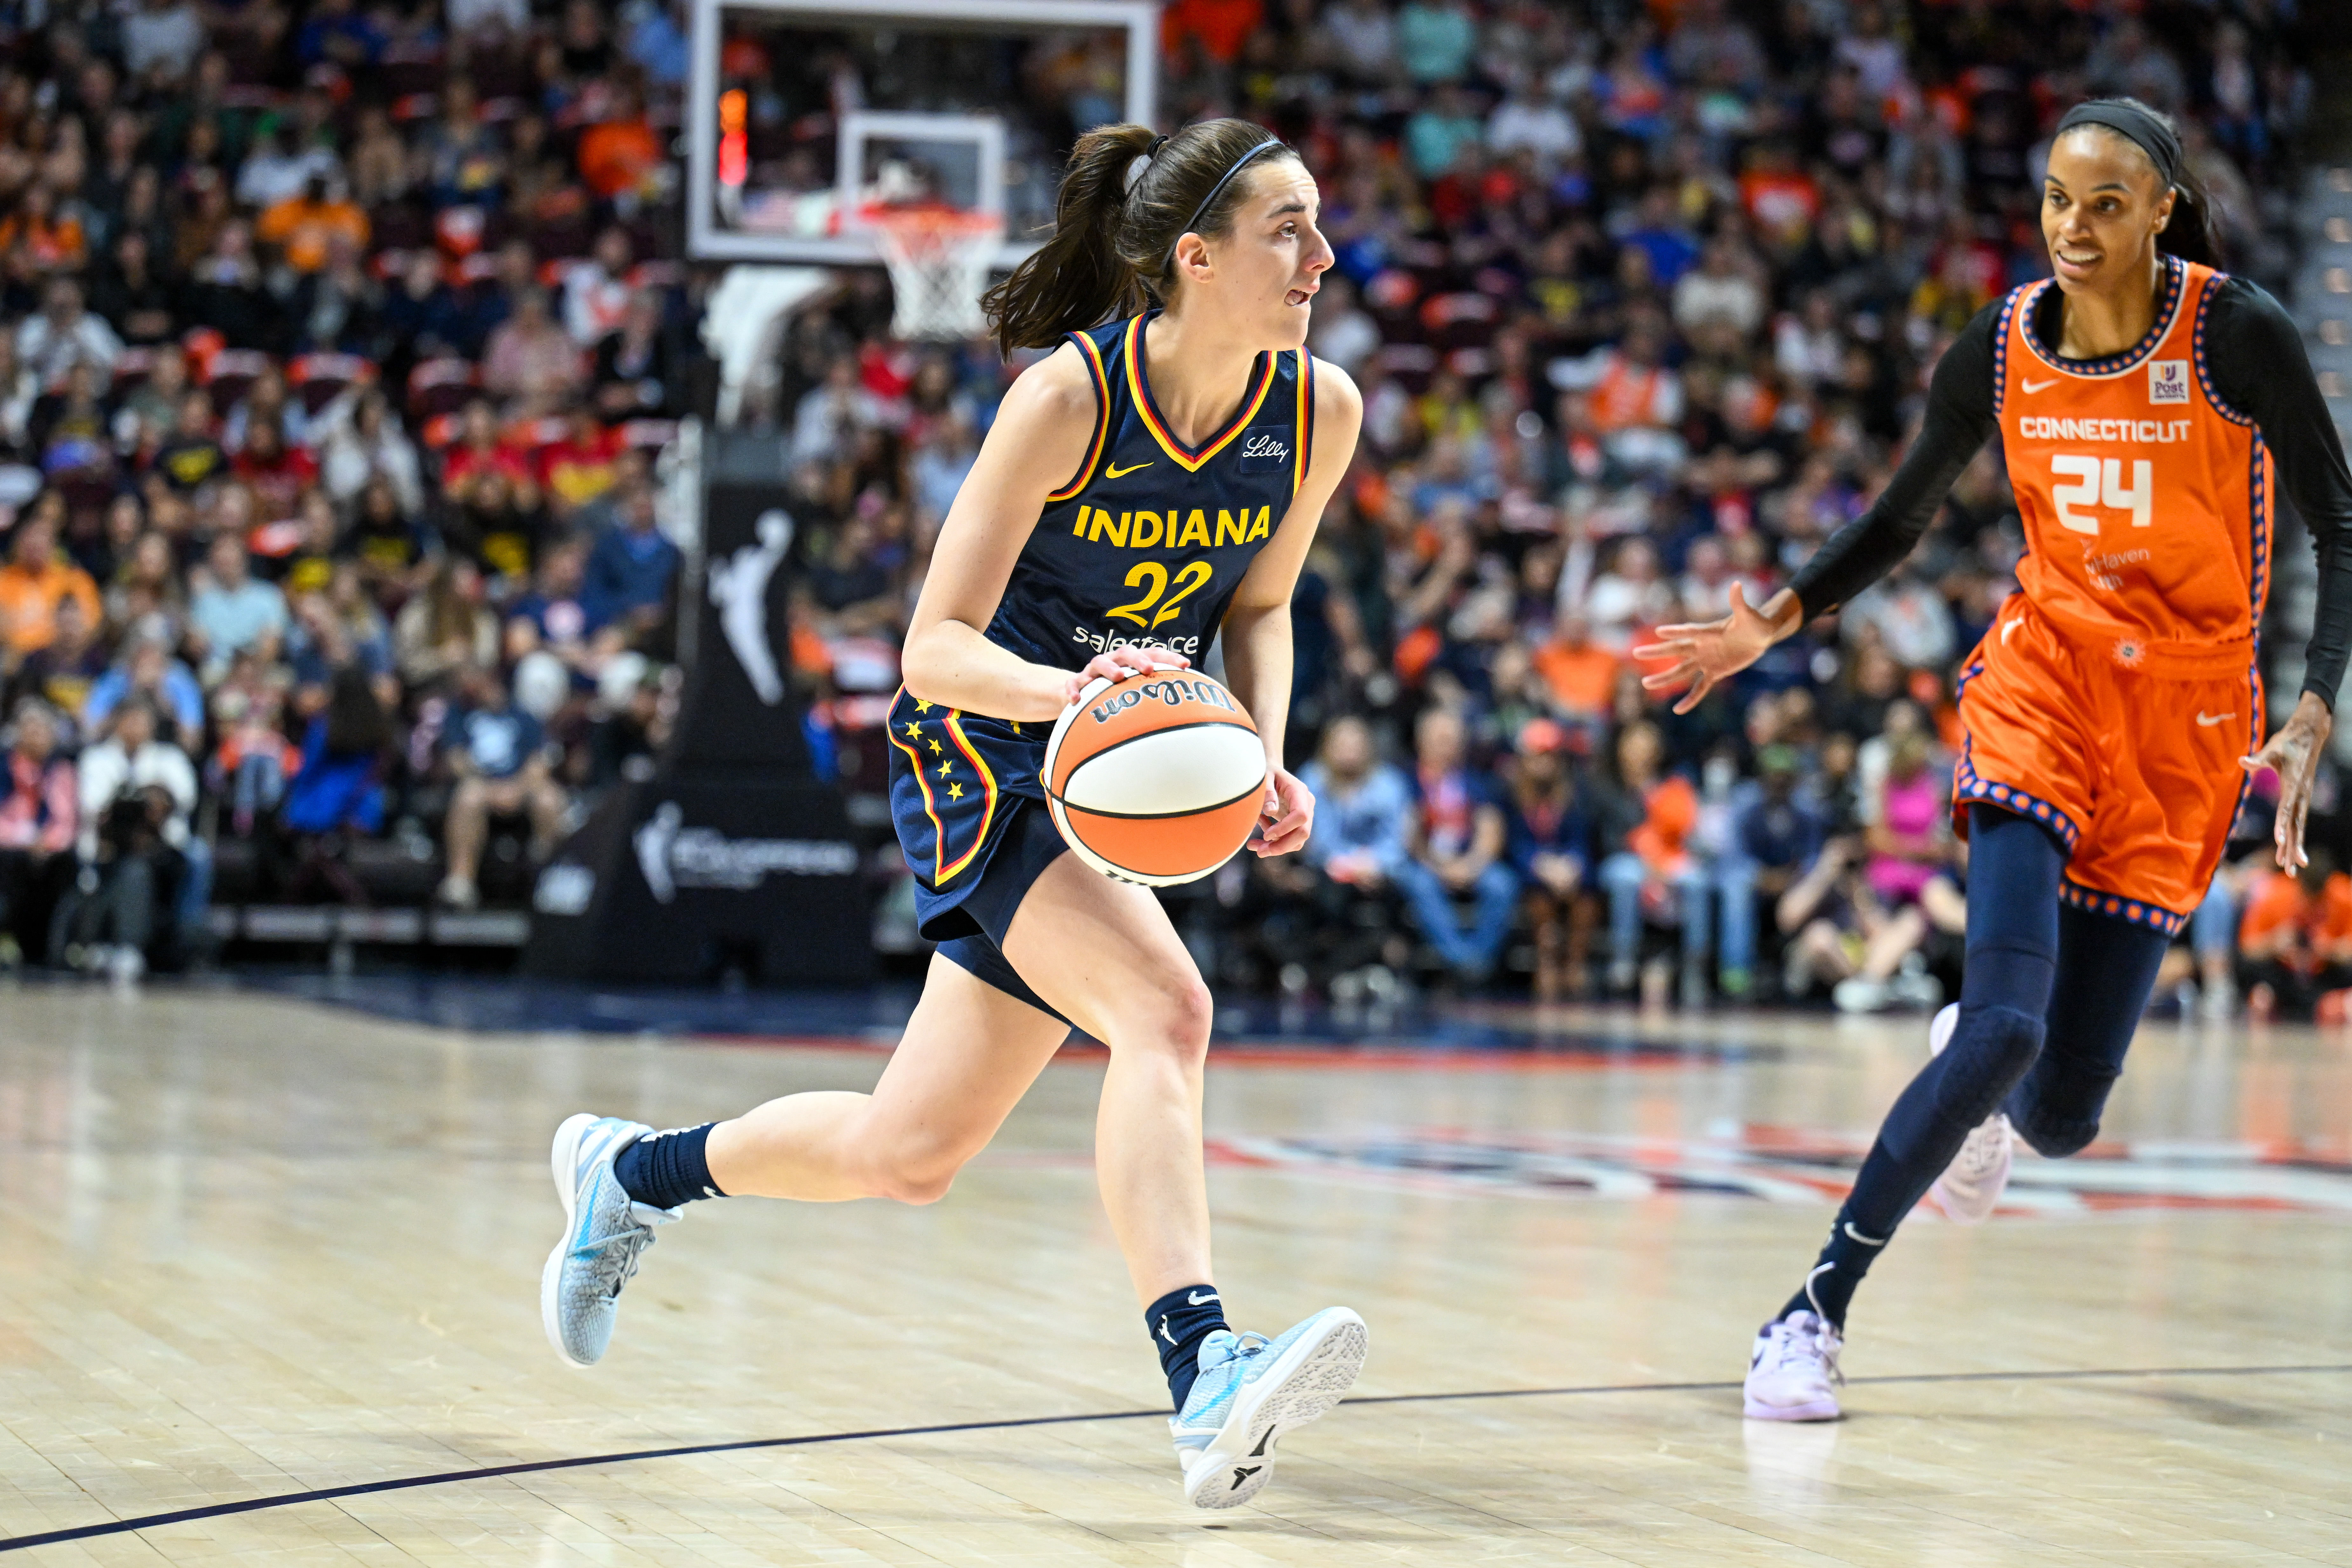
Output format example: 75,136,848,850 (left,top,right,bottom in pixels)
1010,721,1021,734
947,783,963,800
903,721,921,738
938,760,953,777
926,738,942,754
913,699,933,713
